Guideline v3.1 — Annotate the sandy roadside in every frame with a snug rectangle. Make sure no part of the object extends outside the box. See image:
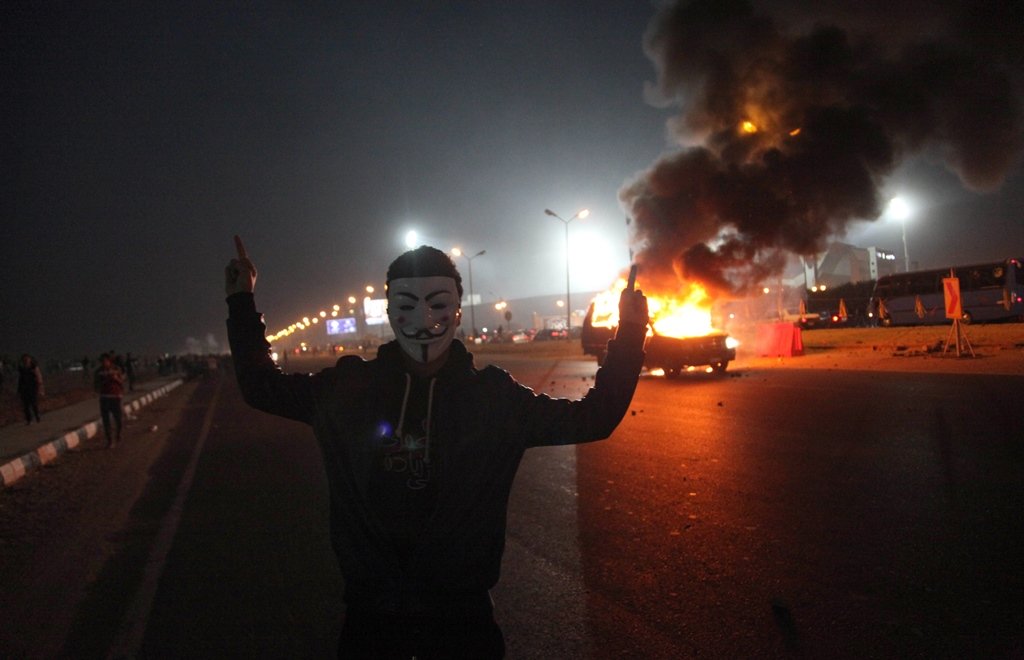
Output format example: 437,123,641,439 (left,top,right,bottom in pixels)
734,344,1024,376
731,323,1024,376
